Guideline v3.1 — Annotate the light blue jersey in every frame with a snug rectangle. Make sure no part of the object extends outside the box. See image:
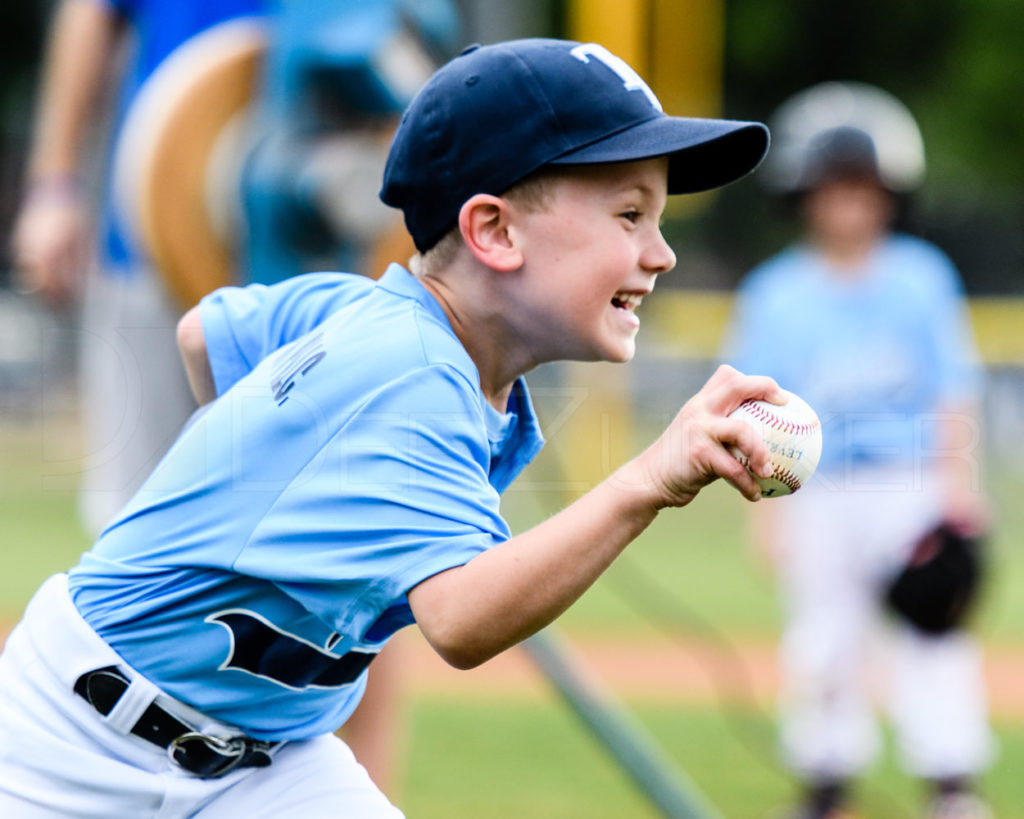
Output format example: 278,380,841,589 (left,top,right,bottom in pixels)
200,271,373,396
722,234,982,474
68,265,544,740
